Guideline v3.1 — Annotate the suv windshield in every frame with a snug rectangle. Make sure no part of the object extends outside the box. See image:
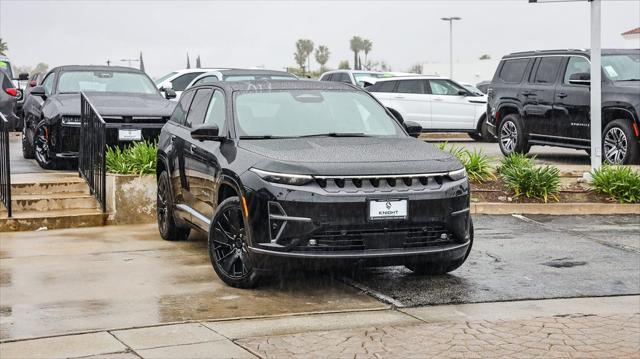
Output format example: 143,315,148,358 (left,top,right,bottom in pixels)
602,53,640,81
235,90,403,138
57,71,158,94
